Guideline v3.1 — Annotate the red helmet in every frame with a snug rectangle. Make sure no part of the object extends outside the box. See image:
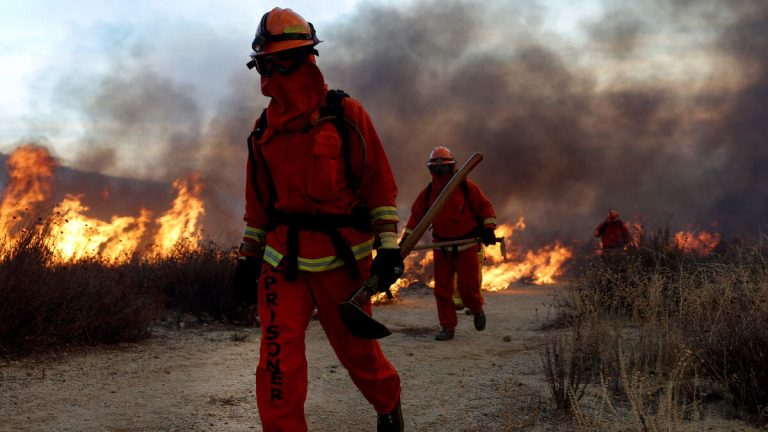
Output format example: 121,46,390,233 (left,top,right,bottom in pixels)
426,146,455,166
250,8,320,56
608,210,619,220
